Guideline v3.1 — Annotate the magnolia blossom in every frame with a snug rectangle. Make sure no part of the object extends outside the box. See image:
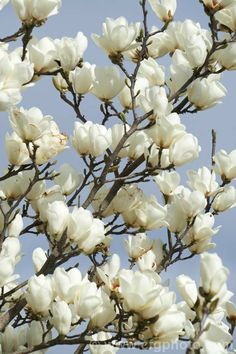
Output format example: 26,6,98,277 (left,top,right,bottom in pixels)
139,86,171,120
187,75,227,110
28,37,58,74
124,233,153,259
92,17,141,57
183,213,220,253
53,267,82,303
119,269,175,319
72,121,112,157
154,171,181,196
122,195,167,230
55,32,88,71
109,123,131,158
26,274,54,314
215,3,236,31
171,187,207,219
148,0,177,22
54,163,83,196
169,133,200,166
11,0,61,23
168,50,193,94
137,239,164,271
50,301,72,336
147,113,185,148
10,106,53,142
200,252,229,298
5,132,29,165
74,276,102,319
91,66,124,101
138,57,165,86
0,49,33,111
67,207,106,253
97,254,120,291
70,62,95,94
187,167,219,196
148,307,186,343
32,248,47,272
214,149,236,181
32,121,68,164
118,77,149,109
43,200,69,239
212,186,236,212
176,275,198,308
